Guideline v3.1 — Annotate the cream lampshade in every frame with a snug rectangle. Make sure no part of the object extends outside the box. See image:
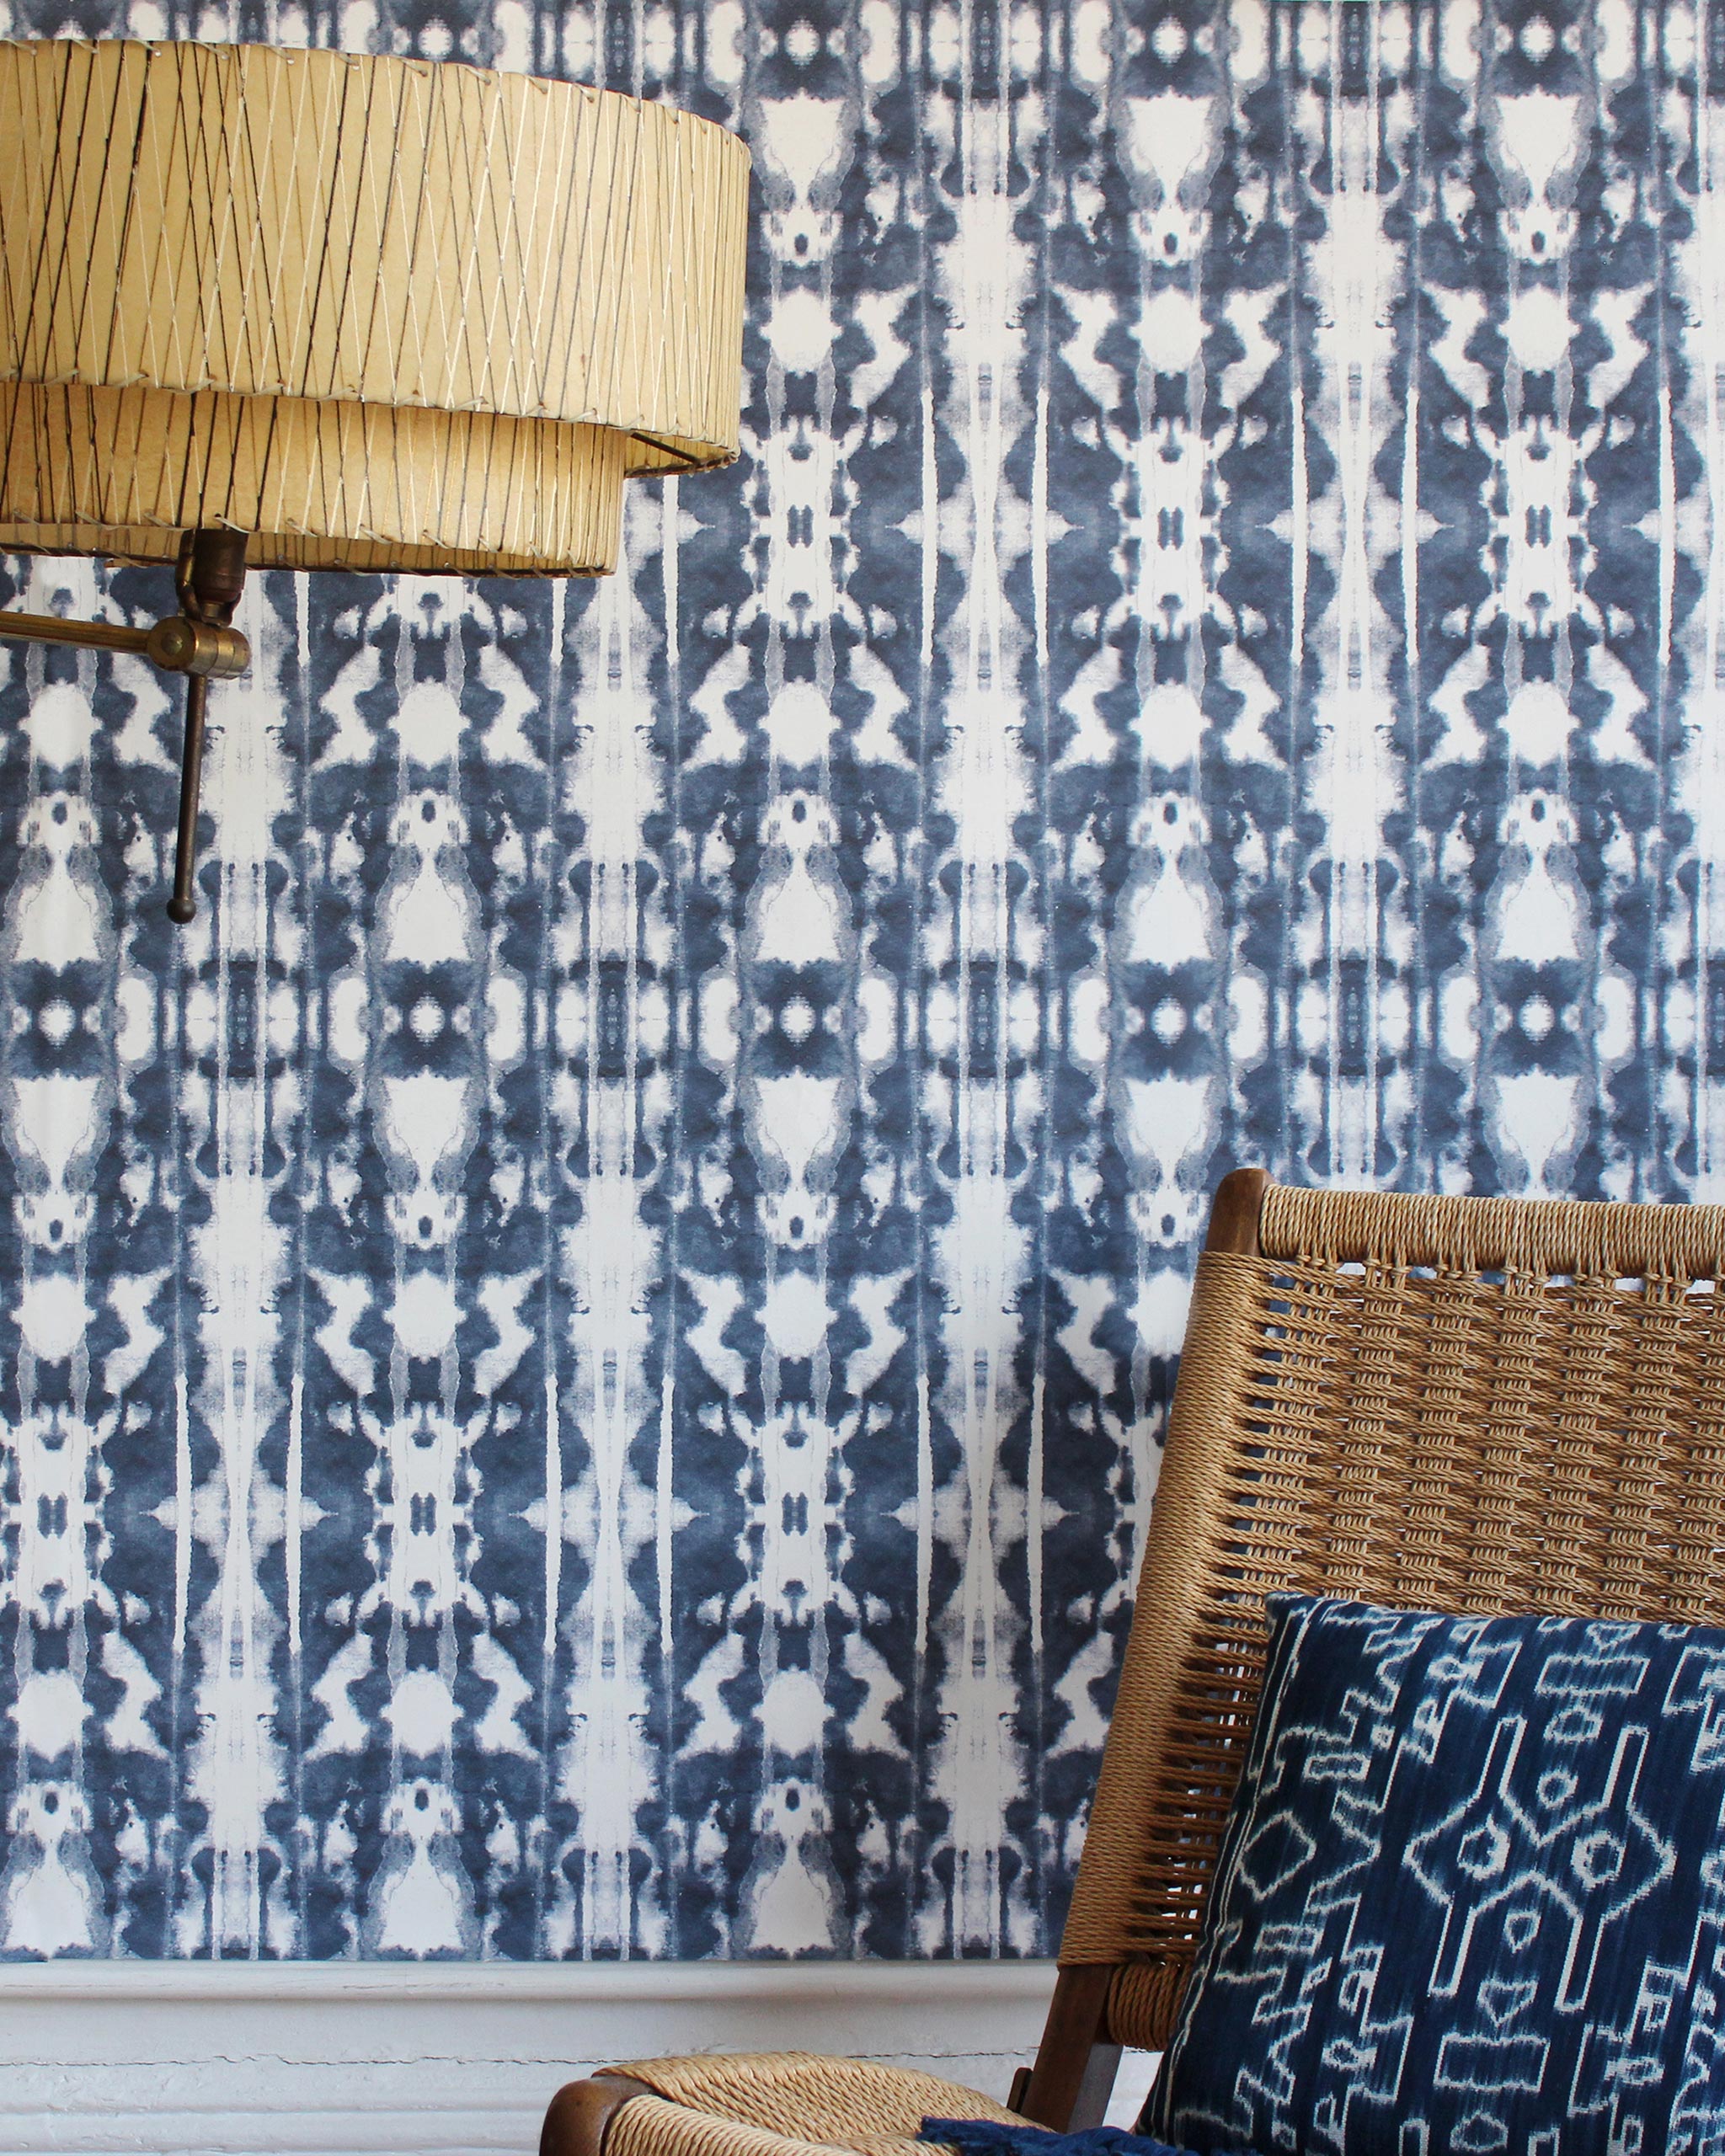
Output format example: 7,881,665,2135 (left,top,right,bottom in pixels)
0,37,751,918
